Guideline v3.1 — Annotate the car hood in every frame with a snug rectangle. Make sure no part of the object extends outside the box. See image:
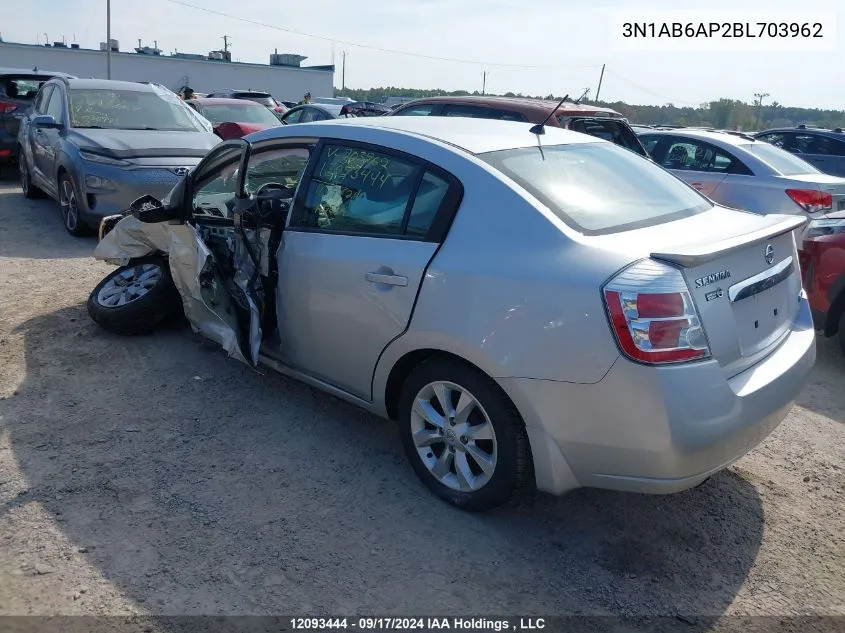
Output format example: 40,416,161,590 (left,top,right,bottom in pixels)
69,128,220,160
